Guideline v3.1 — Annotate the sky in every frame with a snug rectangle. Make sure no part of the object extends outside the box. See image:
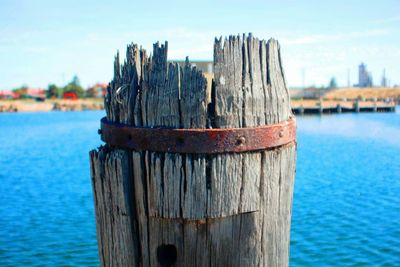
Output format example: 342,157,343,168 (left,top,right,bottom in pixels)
0,0,399,89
